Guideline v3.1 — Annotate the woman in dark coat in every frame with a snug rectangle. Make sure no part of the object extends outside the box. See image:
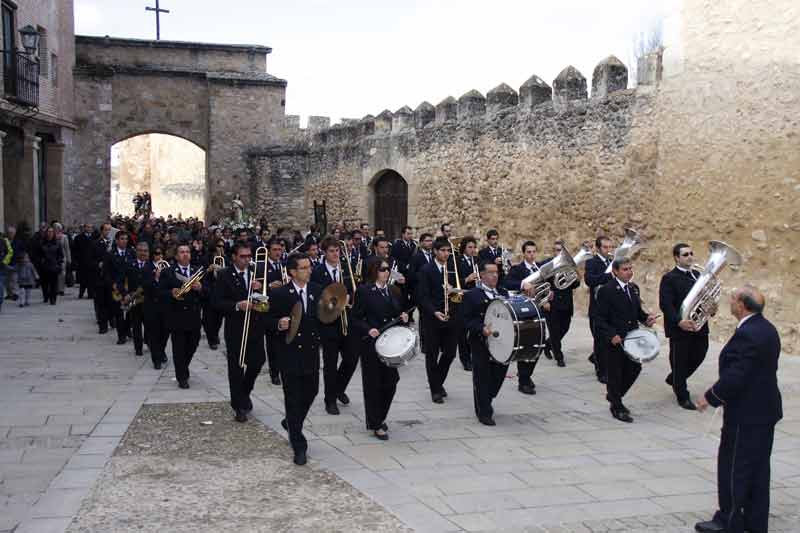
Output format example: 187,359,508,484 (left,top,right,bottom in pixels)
351,258,409,440
39,227,64,305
